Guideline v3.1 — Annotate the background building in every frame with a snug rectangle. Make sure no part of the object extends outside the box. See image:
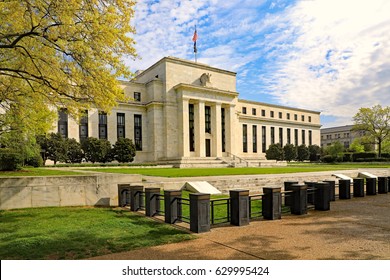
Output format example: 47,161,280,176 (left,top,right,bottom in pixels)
53,57,321,166
320,125,366,149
